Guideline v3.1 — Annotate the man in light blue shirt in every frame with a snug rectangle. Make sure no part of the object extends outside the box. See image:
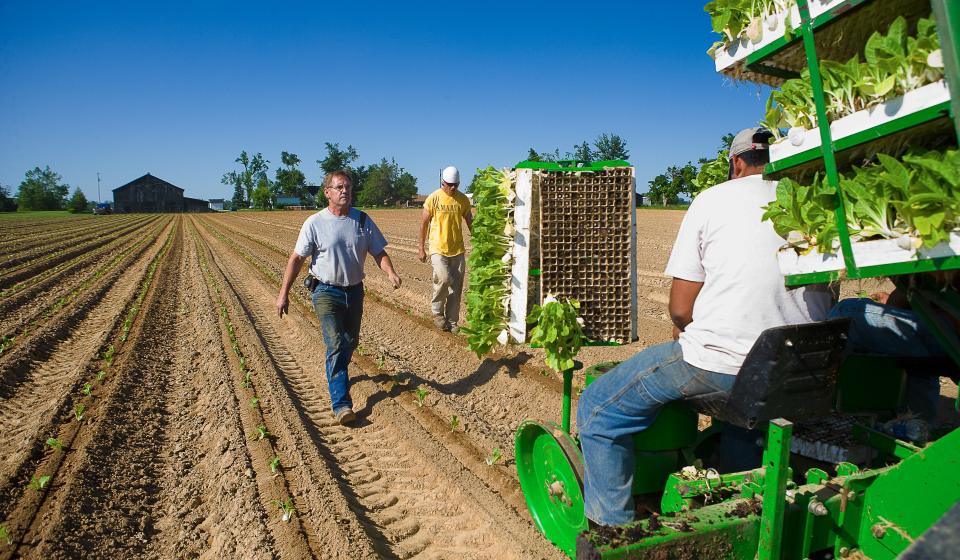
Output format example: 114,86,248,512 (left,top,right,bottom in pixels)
277,170,401,425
